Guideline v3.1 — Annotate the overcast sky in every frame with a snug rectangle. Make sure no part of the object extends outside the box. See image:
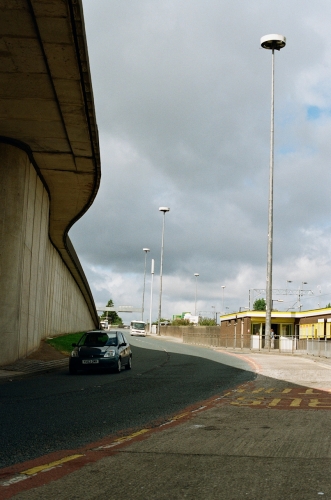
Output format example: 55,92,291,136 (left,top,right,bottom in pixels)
70,0,331,322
